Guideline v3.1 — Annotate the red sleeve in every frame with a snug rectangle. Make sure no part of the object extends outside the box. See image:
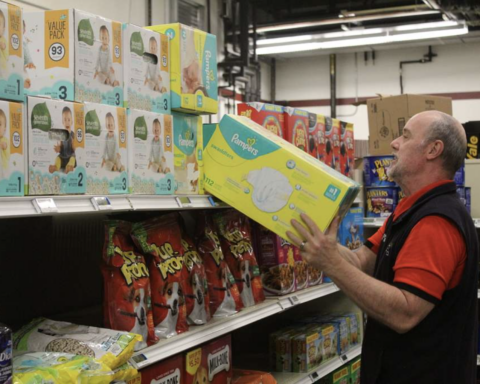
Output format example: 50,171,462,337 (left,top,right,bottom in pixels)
393,216,466,303
365,220,387,254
